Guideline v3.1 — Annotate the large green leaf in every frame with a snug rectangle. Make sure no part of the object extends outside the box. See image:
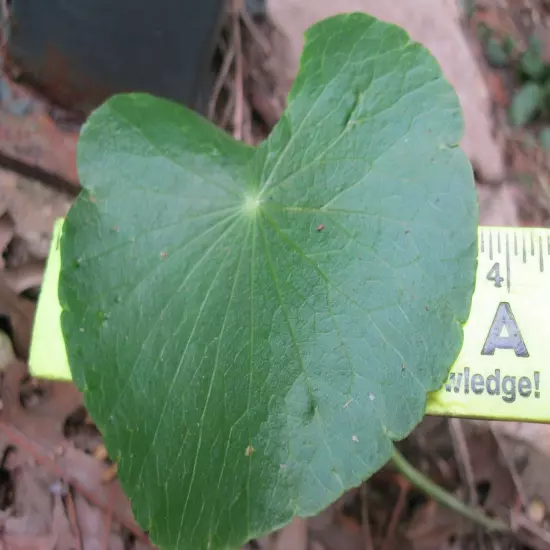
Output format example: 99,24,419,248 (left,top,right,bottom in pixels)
59,12,478,550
